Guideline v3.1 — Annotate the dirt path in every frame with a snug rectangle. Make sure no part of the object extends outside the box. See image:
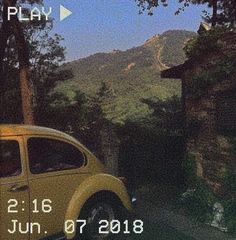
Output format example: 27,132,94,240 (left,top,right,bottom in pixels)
156,45,169,70
133,191,236,240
